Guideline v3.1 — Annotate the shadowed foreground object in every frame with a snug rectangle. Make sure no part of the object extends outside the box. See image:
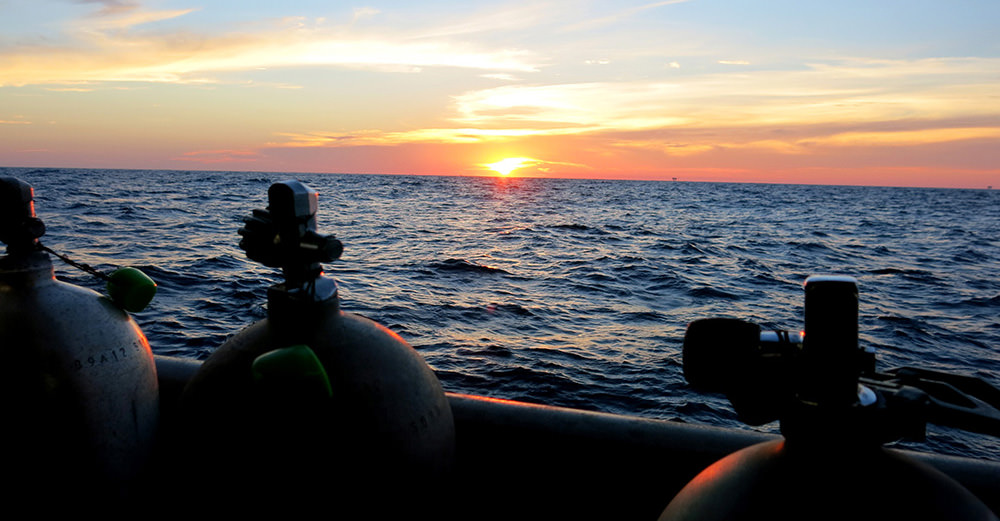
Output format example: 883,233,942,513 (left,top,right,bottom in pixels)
0,177,159,504
177,180,455,514
661,276,997,520
4,174,999,518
